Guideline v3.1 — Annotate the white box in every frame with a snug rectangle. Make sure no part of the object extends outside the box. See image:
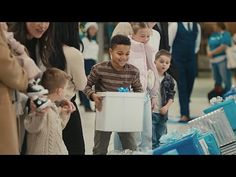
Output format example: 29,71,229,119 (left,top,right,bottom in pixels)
95,92,145,132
